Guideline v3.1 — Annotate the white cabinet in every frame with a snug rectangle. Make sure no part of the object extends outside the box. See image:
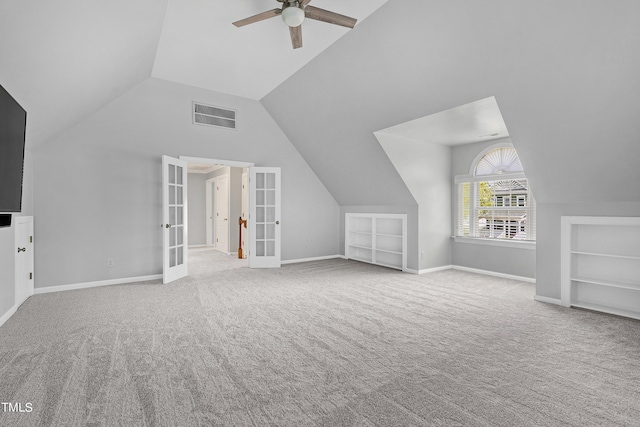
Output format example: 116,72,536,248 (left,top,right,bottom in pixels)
561,216,640,320
345,213,406,271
